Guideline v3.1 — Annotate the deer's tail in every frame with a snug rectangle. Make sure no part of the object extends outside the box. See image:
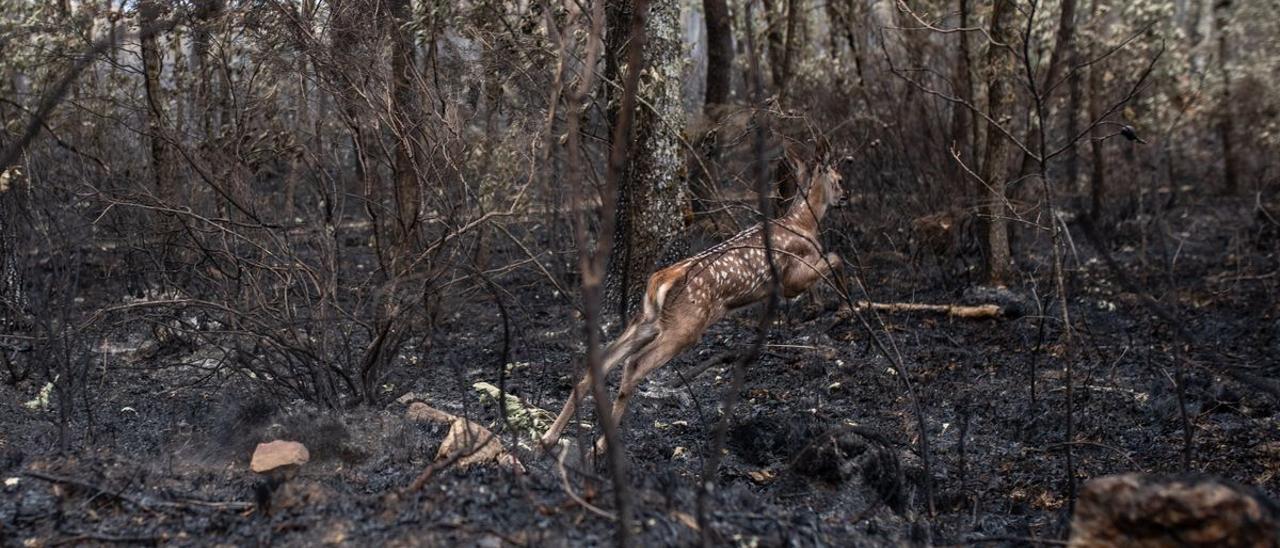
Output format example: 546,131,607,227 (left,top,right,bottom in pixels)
641,264,689,322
